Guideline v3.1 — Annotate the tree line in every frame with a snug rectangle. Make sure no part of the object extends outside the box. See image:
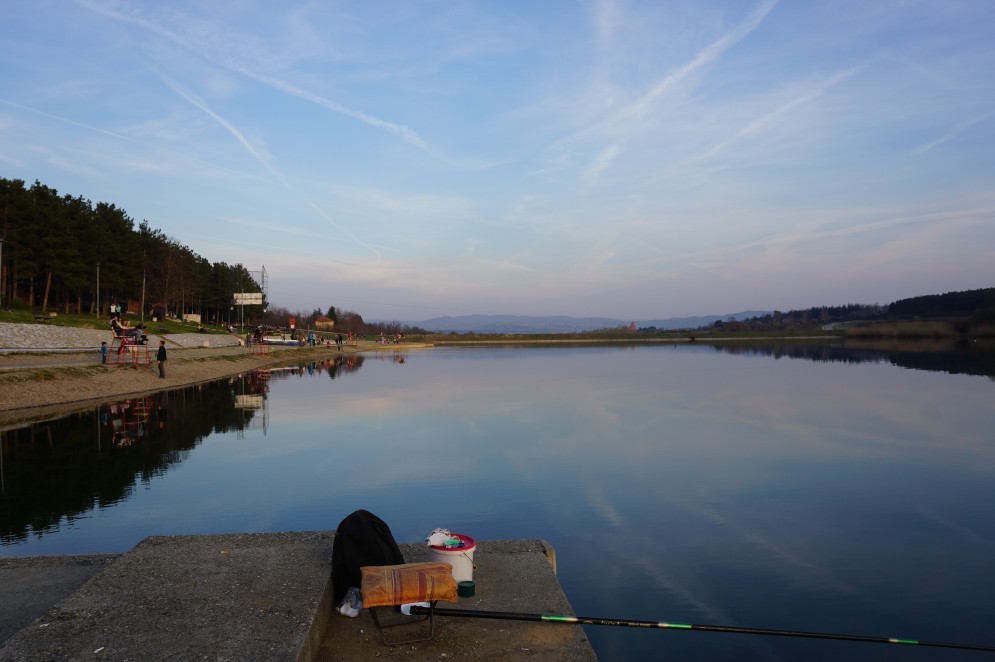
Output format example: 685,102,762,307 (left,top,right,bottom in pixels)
0,177,427,335
1,178,262,324
889,288,995,322
704,288,995,333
